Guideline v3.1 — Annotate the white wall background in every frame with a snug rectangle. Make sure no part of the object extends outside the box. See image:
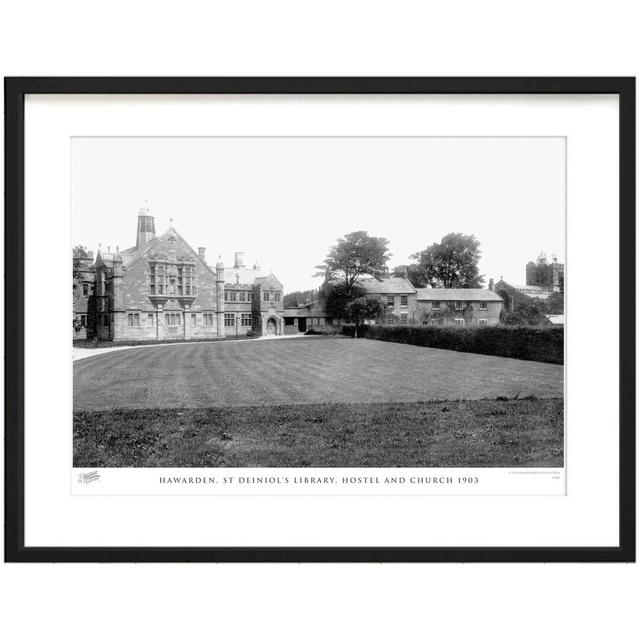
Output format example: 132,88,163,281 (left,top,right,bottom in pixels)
1,2,638,639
